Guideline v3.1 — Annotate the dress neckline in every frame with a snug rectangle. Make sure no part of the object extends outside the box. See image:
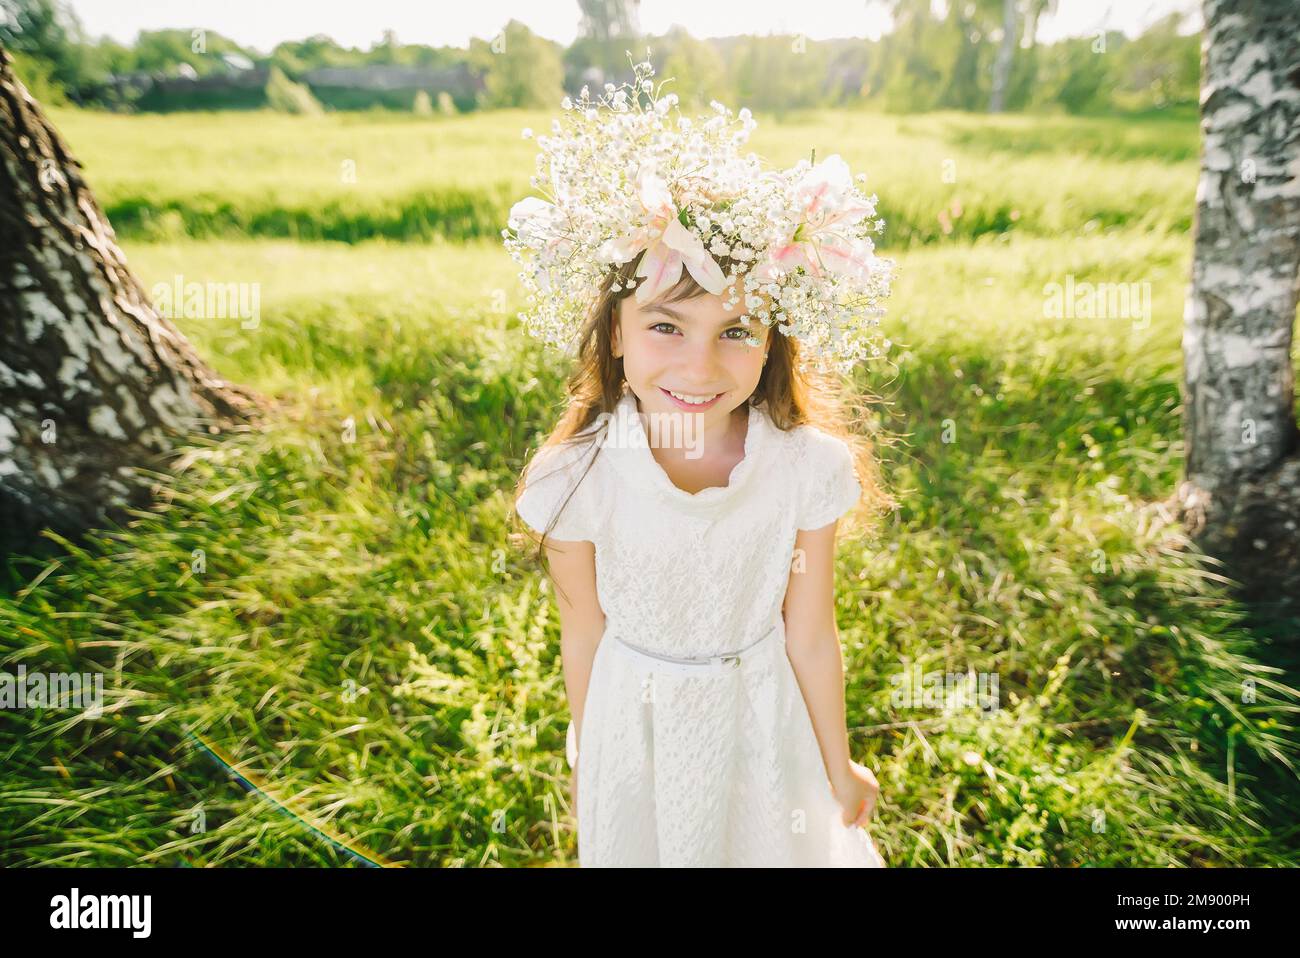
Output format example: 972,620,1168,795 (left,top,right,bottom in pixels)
603,388,769,512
